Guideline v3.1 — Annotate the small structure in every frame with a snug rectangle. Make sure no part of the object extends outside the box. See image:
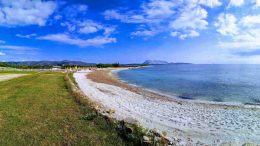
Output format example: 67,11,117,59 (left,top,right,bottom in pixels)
52,66,61,71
